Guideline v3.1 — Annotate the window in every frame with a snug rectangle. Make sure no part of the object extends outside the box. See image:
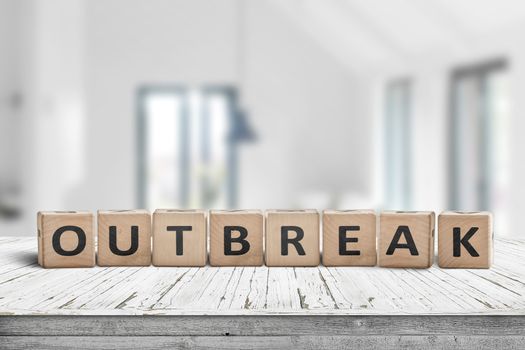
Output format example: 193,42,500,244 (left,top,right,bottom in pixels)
449,60,509,234
384,79,412,210
137,86,240,210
